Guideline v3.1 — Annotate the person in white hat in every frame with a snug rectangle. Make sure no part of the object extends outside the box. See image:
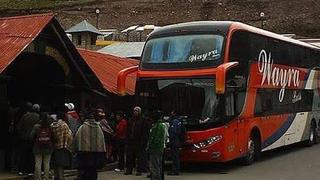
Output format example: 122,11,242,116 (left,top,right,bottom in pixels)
64,103,80,135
